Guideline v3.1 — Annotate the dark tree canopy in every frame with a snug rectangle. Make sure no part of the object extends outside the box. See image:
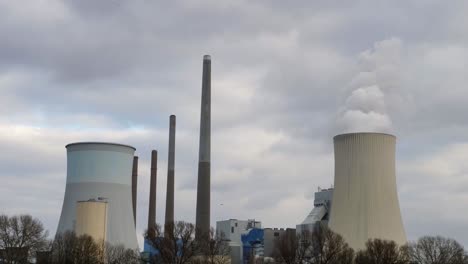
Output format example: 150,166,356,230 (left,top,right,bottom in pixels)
48,231,140,264
273,224,353,264
355,239,410,264
0,214,49,263
273,229,303,264
309,224,354,264
409,236,467,264
145,221,230,264
194,227,230,264
145,221,199,264
49,231,104,264
105,243,140,264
